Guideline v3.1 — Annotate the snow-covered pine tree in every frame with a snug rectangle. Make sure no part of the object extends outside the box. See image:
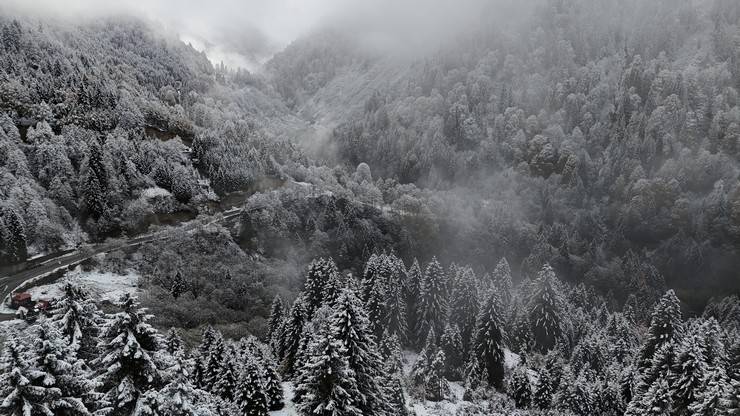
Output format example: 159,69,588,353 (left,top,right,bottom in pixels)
556,368,594,416
670,333,708,412
202,330,226,391
440,323,464,381
689,366,731,416
378,330,403,376
170,270,187,299
235,361,268,416
361,253,381,302
32,322,96,415
632,377,673,416
304,257,340,317
294,325,362,416
383,255,408,342
405,258,422,346
416,256,449,345
280,297,308,377
532,351,563,410
492,257,513,307
0,335,59,416
509,365,532,408
637,289,683,372
3,207,27,262
526,263,567,353
469,288,506,388
365,277,388,340
49,282,100,356
425,350,450,402
449,266,479,355
165,327,186,358
192,325,217,388
329,288,391,415
267,295,285,354
213,346,239,402
261,358,284,411
94,294,165,415
411,328,437,387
